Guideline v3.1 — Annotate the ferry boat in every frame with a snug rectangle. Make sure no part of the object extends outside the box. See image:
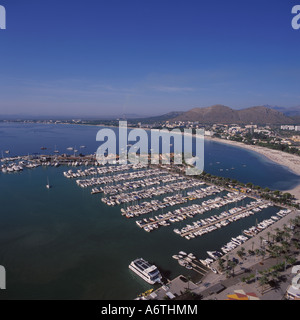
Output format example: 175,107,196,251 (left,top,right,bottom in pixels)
129,258,162,285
